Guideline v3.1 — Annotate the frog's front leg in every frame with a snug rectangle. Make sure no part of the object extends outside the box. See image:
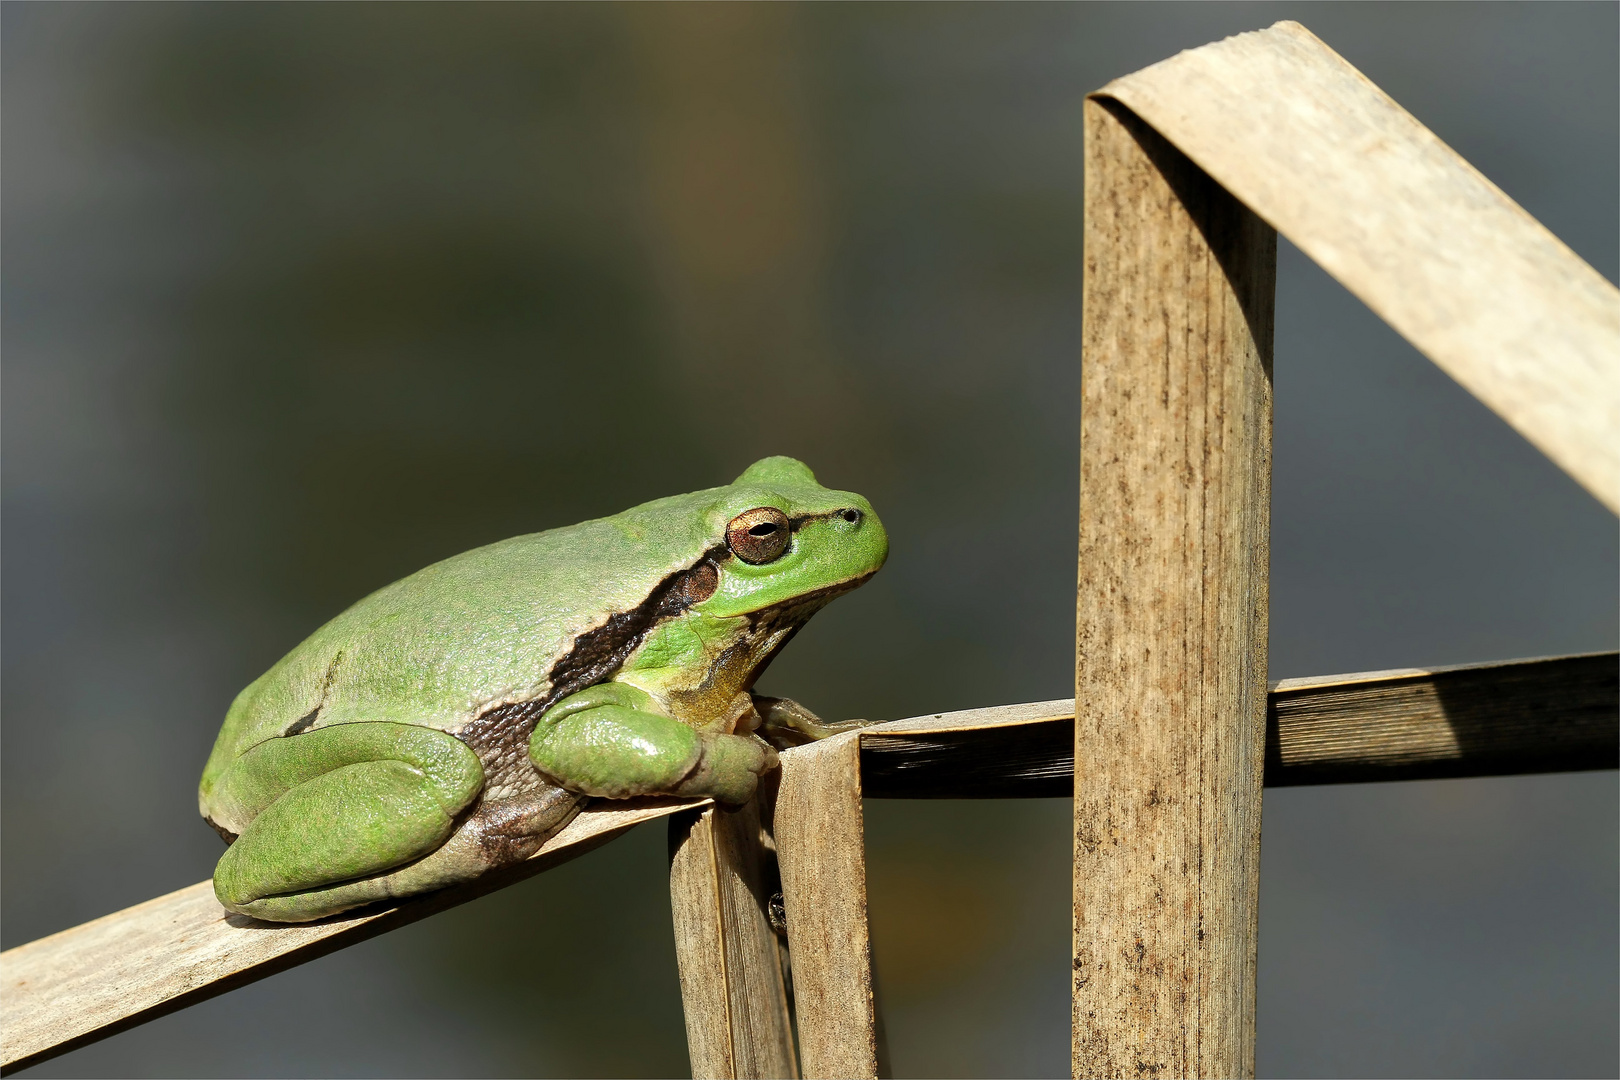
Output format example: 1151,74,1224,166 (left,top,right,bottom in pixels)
752,694,877,750
206,723,484,920
530,682,777,805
